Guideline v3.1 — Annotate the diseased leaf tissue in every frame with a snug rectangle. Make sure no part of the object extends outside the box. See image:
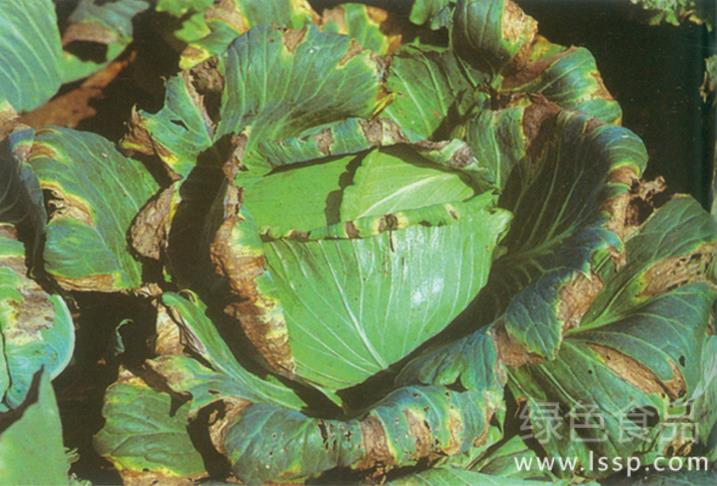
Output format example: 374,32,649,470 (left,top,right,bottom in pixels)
0,0,715,484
